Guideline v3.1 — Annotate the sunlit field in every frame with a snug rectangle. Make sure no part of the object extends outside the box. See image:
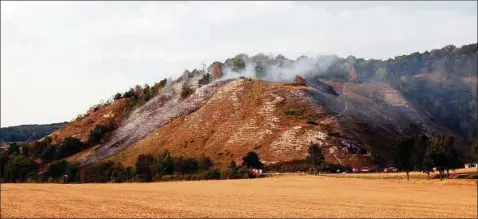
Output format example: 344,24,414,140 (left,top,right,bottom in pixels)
322,168,478,180
1,175,476,218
